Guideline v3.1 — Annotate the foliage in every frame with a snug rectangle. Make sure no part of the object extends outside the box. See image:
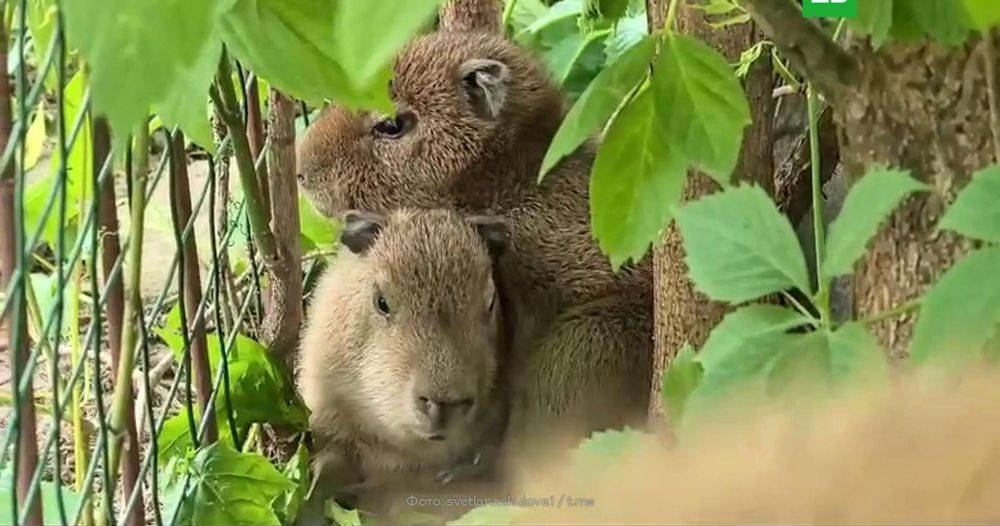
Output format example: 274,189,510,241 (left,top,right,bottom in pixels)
544,23,750,268
0,468,82,525
850,0,1000,48
154,305,309,463
910,165,1000,366
62,0,445,142
163,442,296,526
